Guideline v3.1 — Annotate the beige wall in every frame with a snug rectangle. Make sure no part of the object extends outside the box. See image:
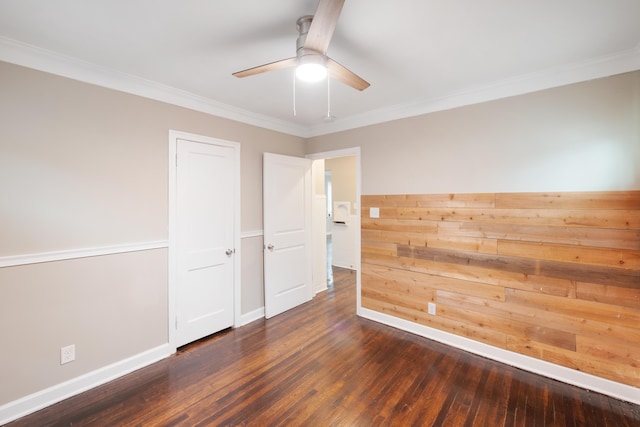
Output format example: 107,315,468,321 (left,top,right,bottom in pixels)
307,71,640,194
240,236,264,313
325,156,357,214
0,62,305,255
0,249,167,403
0,61,304,406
